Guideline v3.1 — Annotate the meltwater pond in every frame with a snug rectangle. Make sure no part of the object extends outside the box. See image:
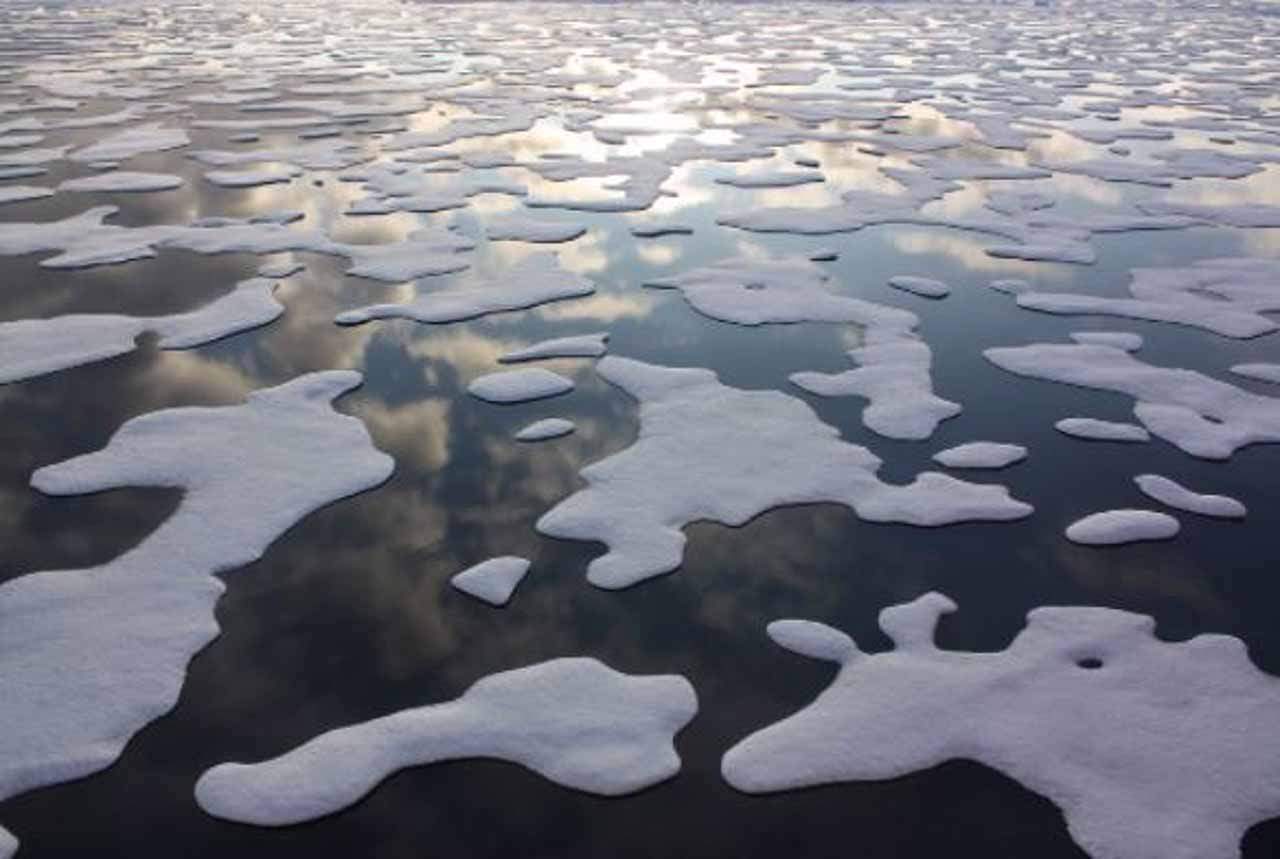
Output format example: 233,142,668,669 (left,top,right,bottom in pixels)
3,1,1280,857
